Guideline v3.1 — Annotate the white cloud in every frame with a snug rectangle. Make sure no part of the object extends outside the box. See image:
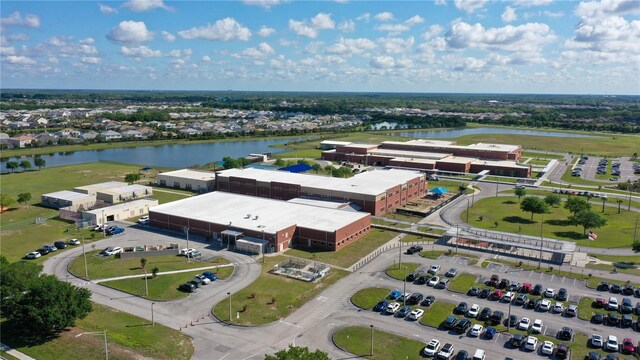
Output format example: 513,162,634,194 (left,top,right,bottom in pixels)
0,12,40,28
242,0,286,9
422,24,444,40
120,45,163,57
7,33,30,42
435,0,447,5
370,55,395,68
161,31,176,42
326,37,376,55
575,0,640,19
502,7,518,22
32,36,98,58
445,21,556,55
122,0,172,12
202,55,211,62
5,55,36,65
405,15,425,25
99,4,118,14
378,36,415,53
374,12,395,22
356,13,371,22
338,20,356,32
178,18,251,41
81,57,101,64
289,13,335,38
454,0,488,14
451,56,487,72
107,21,154,43
236,42,275,59
375,15,424,34
0,46,16,55
513,0,553,7
257,26,276,37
